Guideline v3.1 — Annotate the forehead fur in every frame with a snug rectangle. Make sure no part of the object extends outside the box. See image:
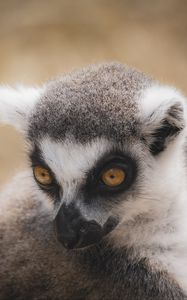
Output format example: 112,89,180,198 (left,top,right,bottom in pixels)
29,63,152,143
